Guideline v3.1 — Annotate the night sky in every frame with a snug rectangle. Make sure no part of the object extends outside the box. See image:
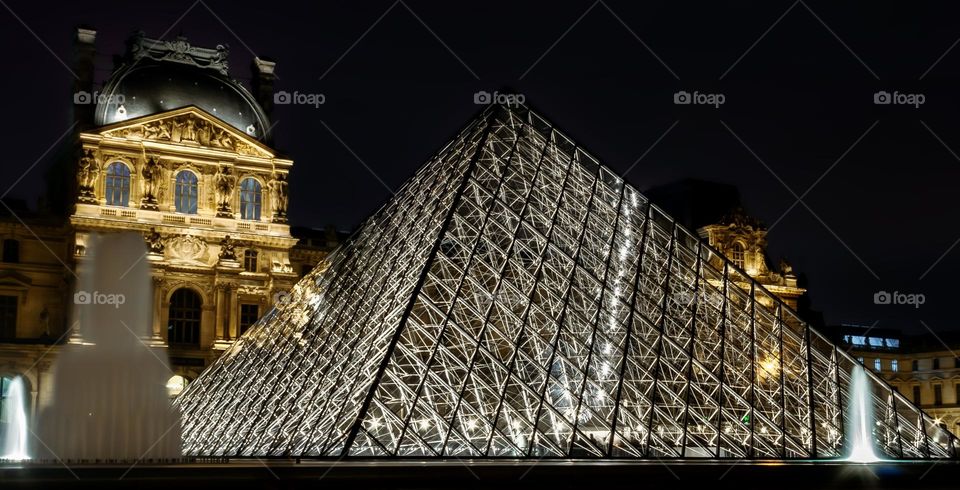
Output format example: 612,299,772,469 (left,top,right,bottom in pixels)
2,1,959,336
